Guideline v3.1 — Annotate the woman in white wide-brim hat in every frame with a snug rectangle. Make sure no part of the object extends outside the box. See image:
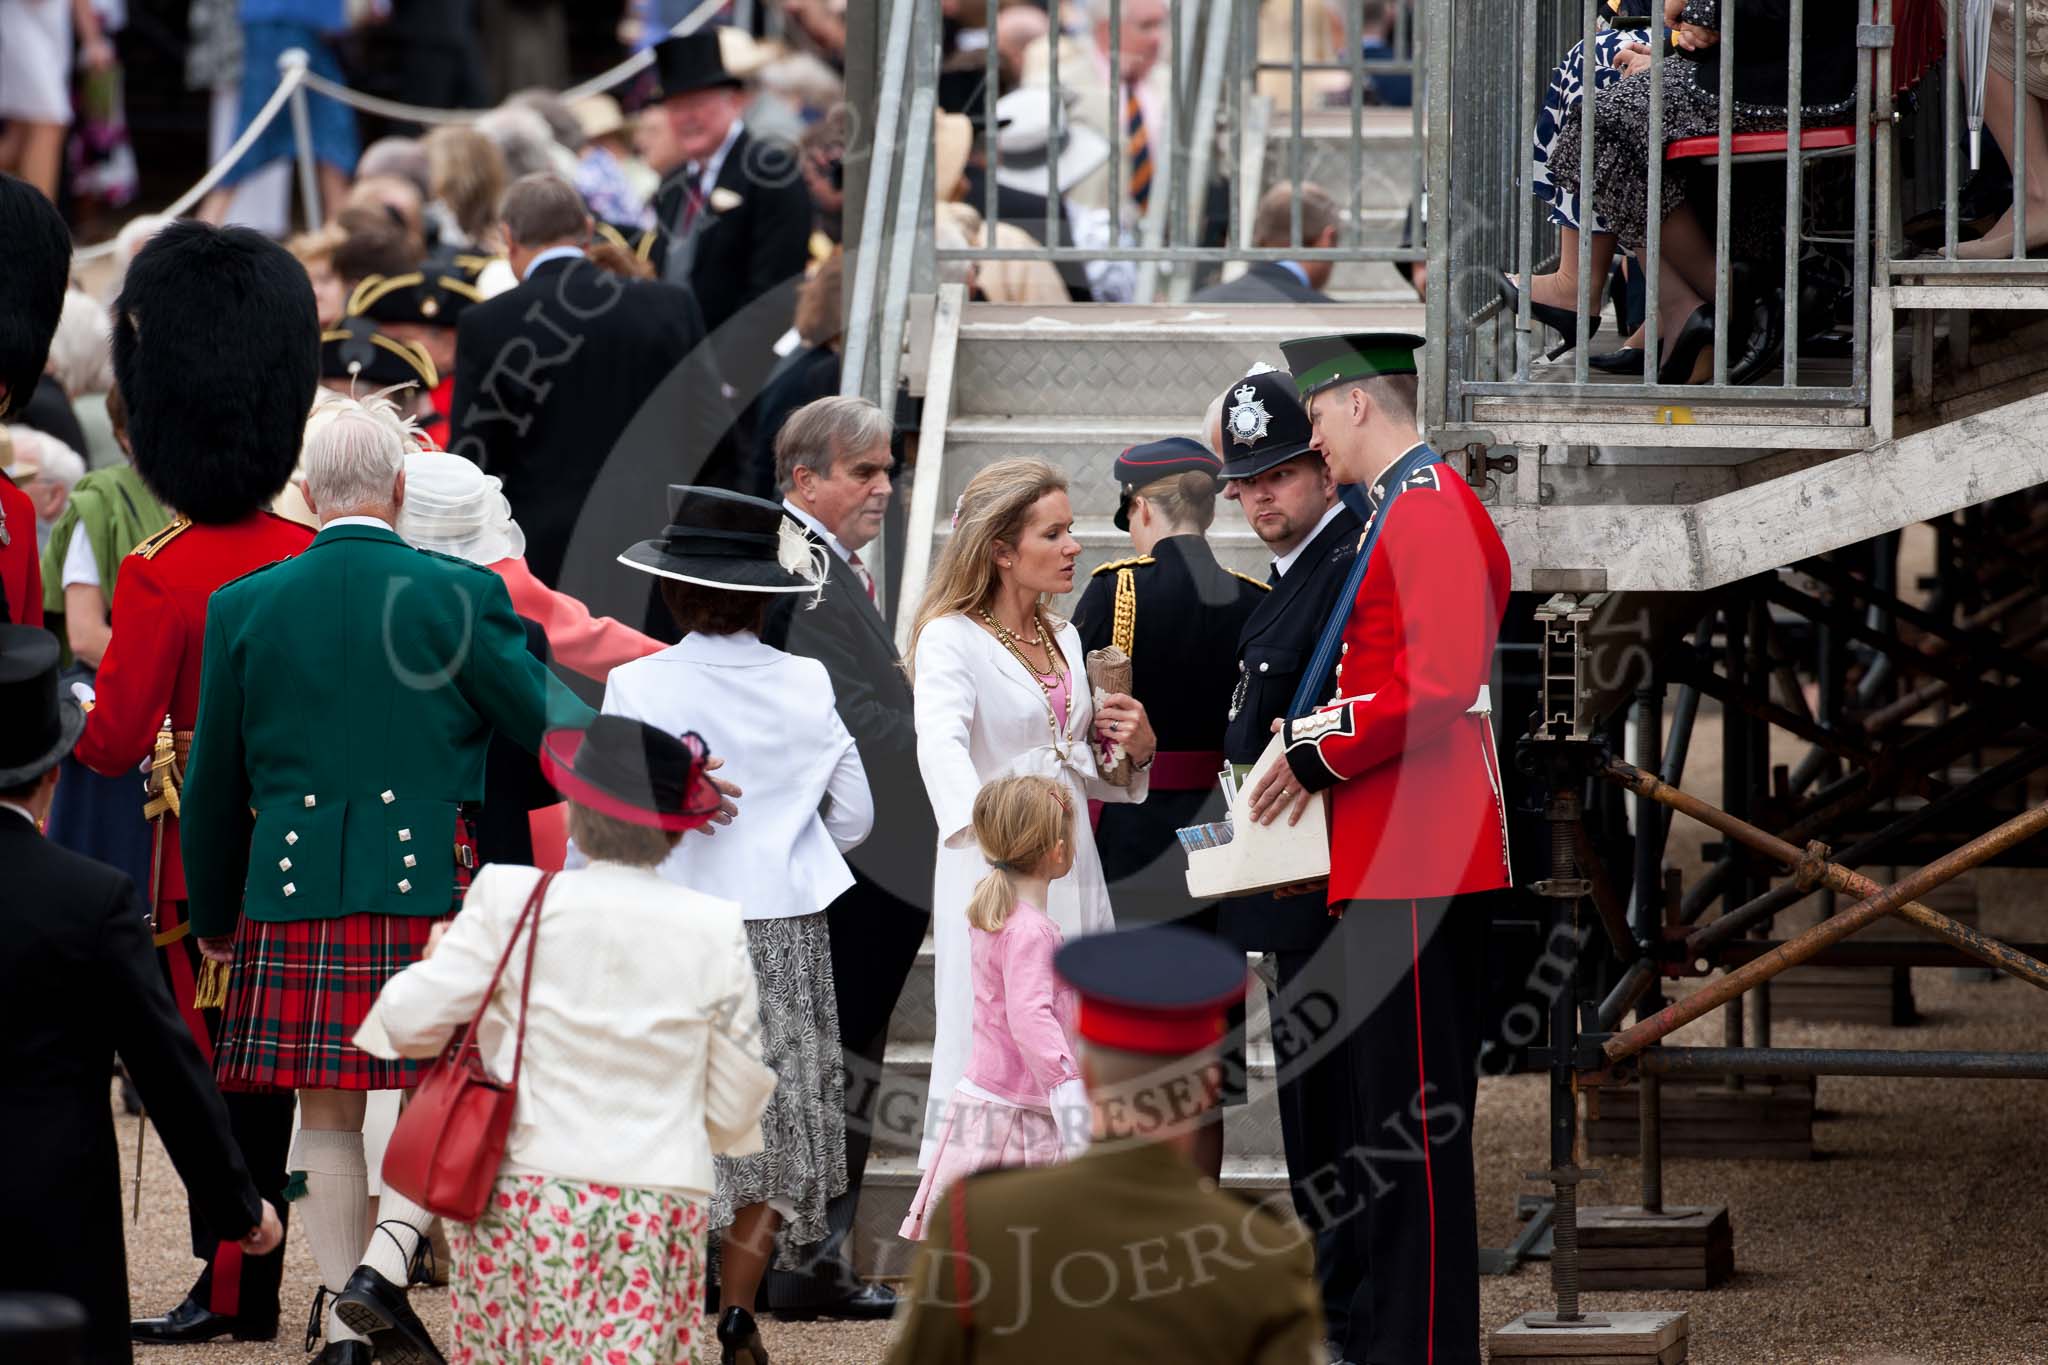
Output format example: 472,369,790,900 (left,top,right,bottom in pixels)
606,486,874,1365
